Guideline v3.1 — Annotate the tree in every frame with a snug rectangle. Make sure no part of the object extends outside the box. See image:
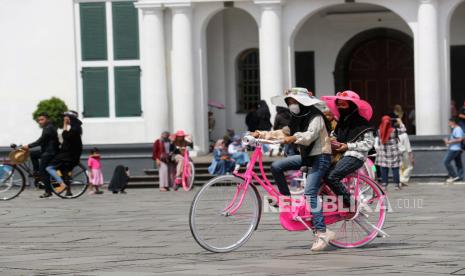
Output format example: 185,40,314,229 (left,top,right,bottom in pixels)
32,97,69,128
